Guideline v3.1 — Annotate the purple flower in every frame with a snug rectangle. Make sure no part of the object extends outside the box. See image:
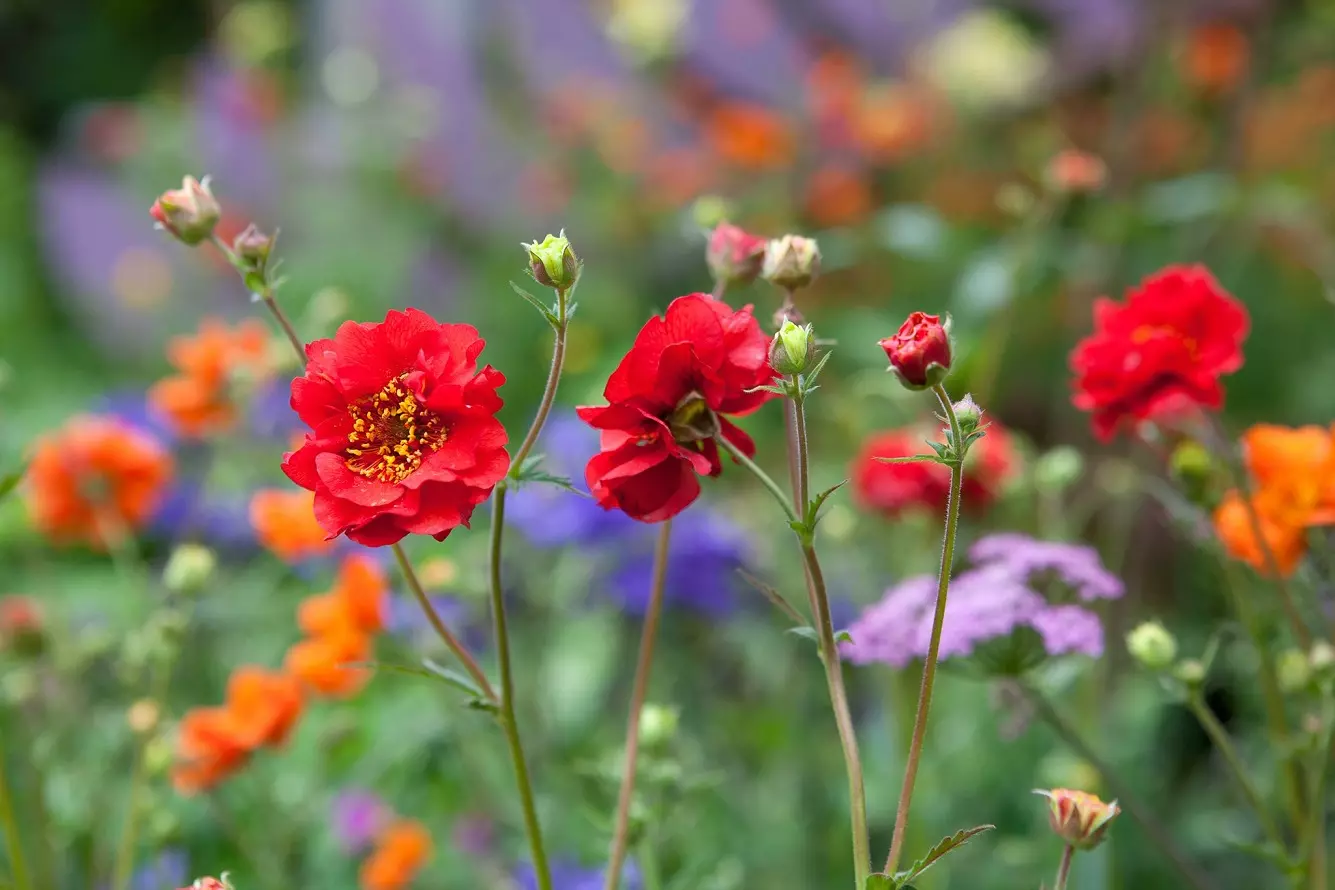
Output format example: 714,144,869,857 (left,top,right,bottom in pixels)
969,533,1124,601
513,861,640,890
1030,605,1105,658
331,789,391,854
451,812,495,857
131,848,188,890
247,378,302,440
